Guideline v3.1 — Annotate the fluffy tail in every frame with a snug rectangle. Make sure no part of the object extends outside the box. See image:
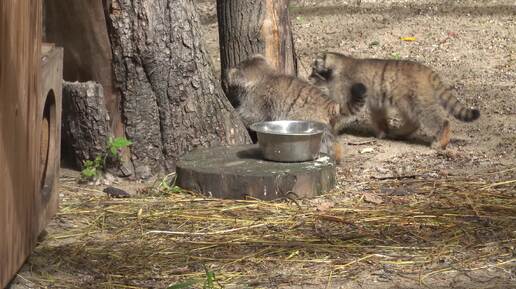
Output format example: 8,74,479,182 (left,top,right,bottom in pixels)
431,73,480,122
